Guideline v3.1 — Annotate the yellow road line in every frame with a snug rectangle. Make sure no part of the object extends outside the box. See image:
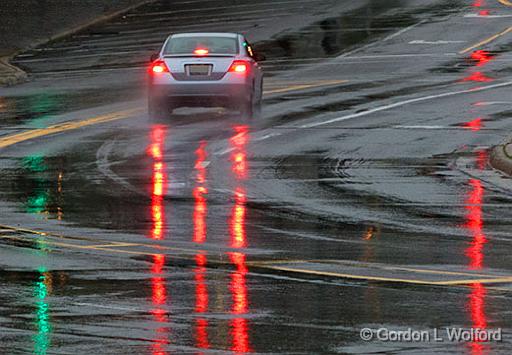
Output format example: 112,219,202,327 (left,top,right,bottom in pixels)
263,80,348,95
50,241,137,250
0,229,479,286
0,80,348,150
498,0,512,6
86,243,141,248
0,223,117,242
0,108,141,149
0,225,205,254
3,231,512,287
263,265,512,286
437,277,512,285
262,265,449,285
46,240,162,254
460,26,512,54
324,261,495,278
0,233,186,254
0,234,135,250
250,259,497,278
486,286,512,292
248,259,310,265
